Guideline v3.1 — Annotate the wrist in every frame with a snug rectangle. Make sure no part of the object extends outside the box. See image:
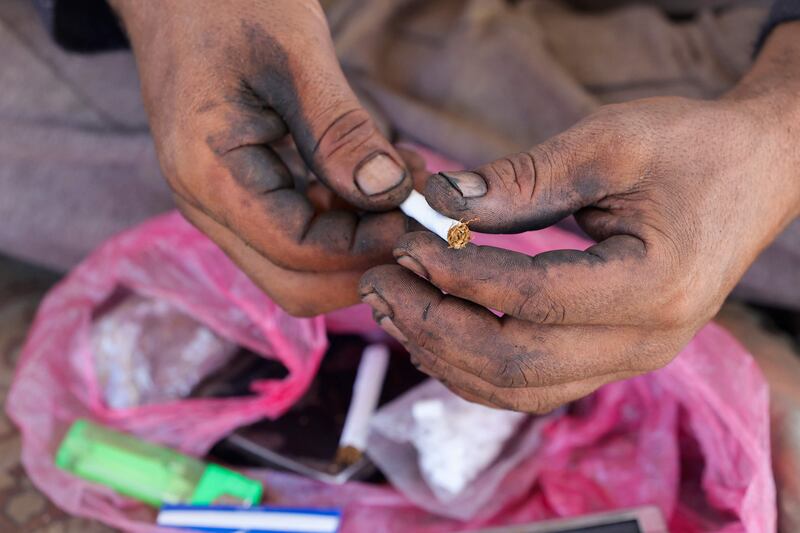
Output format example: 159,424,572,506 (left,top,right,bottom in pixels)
725,21,800,221
727,22,800,117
